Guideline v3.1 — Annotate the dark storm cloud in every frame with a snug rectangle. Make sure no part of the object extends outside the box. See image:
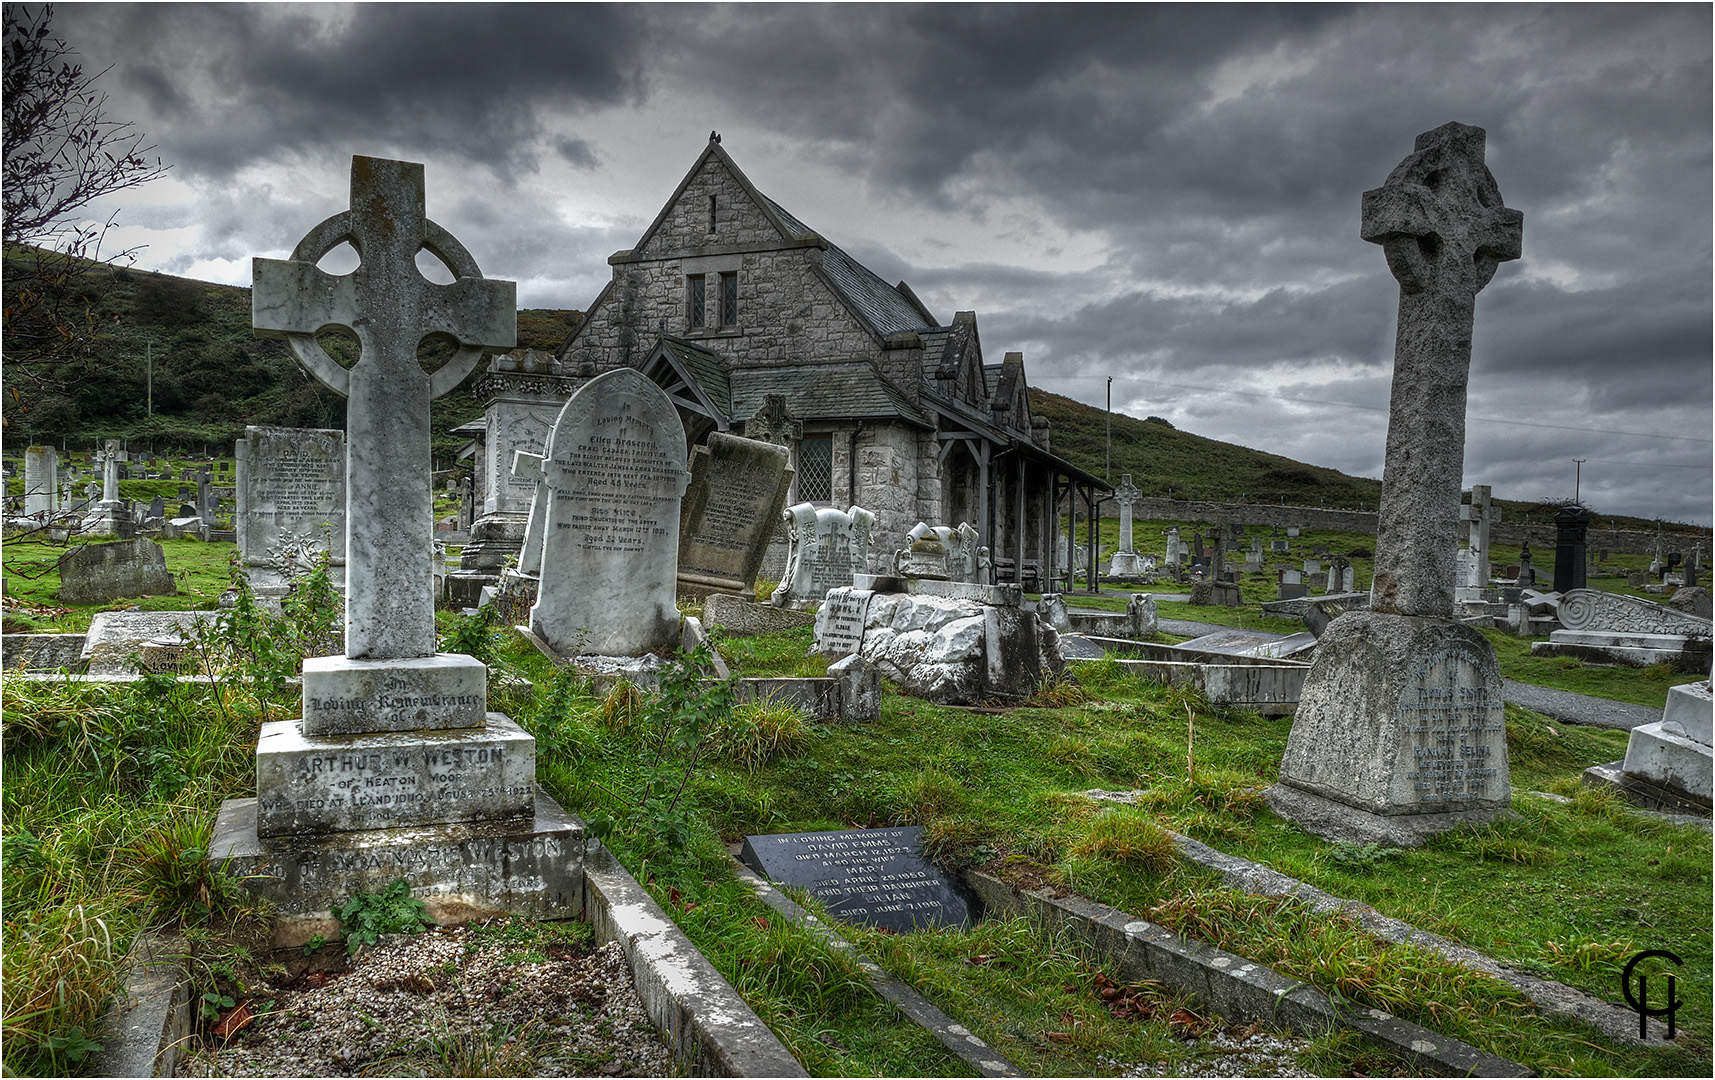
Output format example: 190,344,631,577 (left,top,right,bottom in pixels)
56,4,651,174
36,3,1709,522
